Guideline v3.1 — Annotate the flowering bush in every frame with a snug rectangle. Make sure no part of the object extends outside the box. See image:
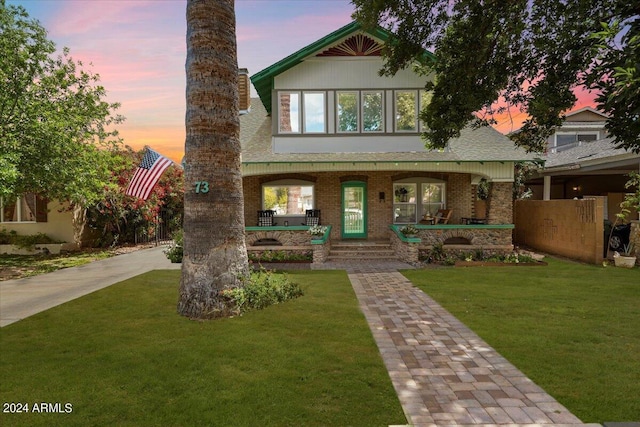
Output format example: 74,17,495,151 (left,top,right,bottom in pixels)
308,225,328,236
